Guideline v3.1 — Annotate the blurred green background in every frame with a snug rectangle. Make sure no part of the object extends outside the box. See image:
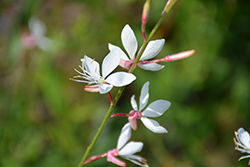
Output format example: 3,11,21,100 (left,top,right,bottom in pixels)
1,0,250,166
